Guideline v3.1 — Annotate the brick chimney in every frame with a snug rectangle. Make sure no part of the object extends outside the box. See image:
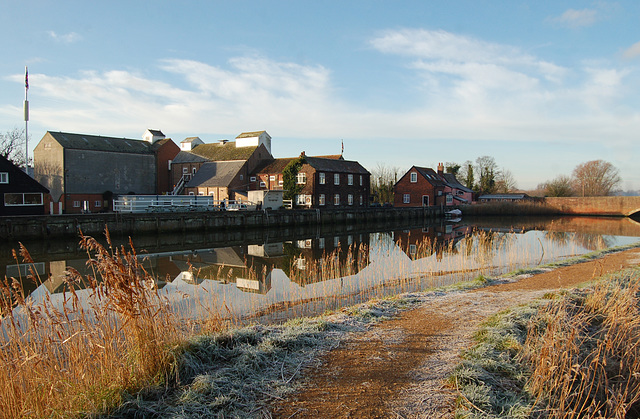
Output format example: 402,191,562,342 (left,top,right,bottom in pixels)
437,162,444,175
